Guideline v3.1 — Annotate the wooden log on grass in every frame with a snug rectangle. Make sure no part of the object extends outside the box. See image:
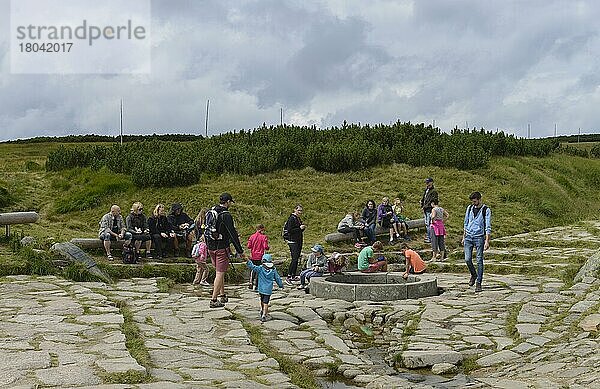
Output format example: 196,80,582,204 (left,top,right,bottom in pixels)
0,212,40,225
324,218,426,243
70,238,126,250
